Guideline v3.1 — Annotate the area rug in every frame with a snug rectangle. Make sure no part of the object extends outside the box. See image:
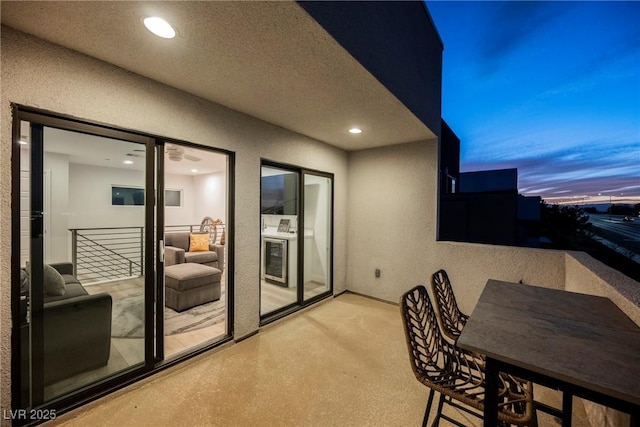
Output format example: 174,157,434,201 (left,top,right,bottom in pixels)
87,277,226,338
